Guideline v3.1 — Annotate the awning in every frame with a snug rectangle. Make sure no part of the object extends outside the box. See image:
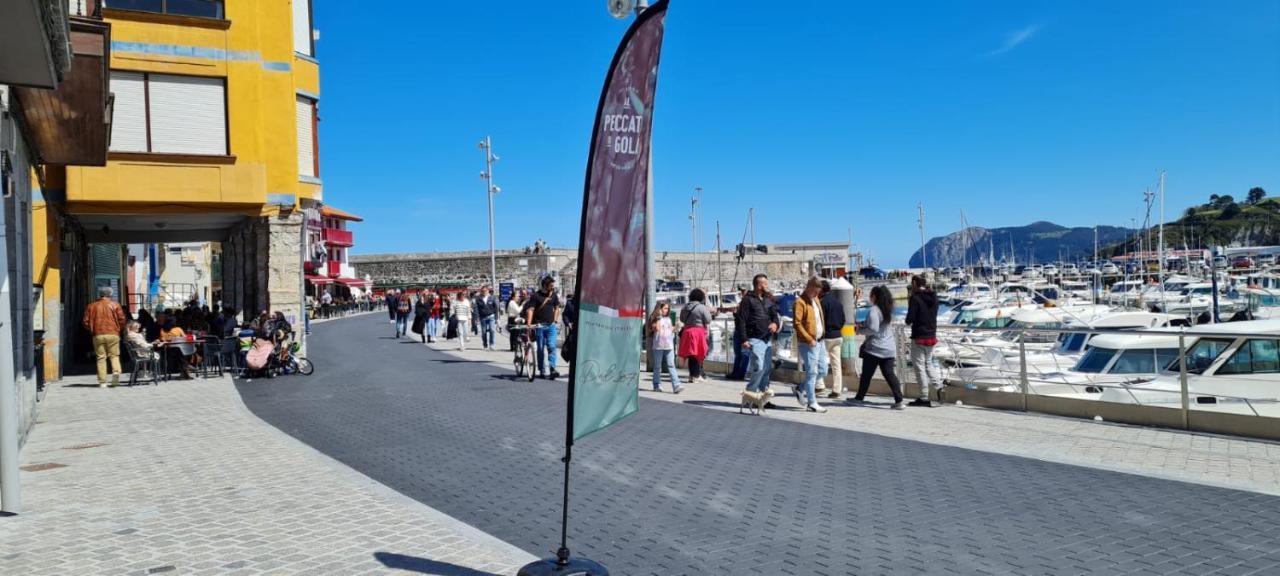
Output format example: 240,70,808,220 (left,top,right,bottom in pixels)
306,275,334,285
337,277,370,286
